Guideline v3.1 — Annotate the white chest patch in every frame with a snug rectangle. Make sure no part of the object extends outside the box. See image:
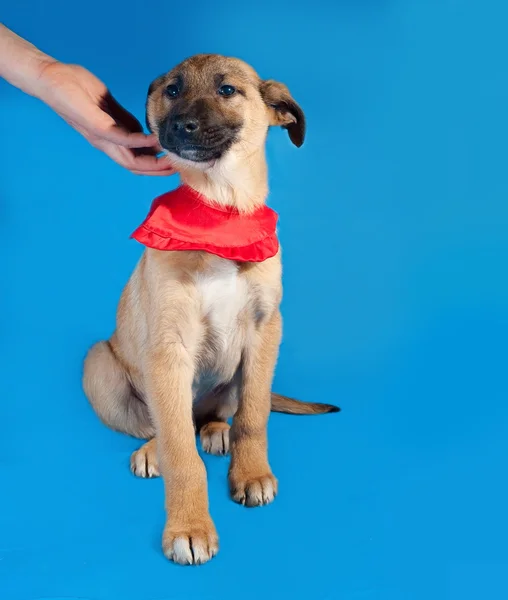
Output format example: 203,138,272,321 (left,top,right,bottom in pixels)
192,257,248,398
196,259,246,332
